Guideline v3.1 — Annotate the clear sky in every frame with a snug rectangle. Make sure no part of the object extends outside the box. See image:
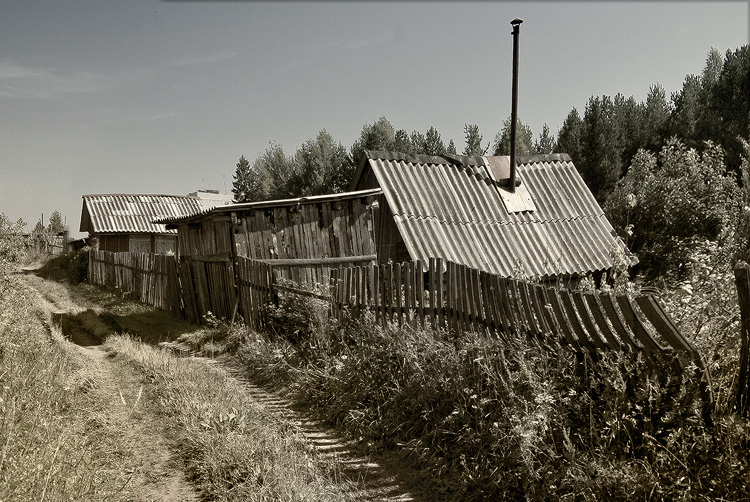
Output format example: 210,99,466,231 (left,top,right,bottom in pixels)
1,0,748,238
